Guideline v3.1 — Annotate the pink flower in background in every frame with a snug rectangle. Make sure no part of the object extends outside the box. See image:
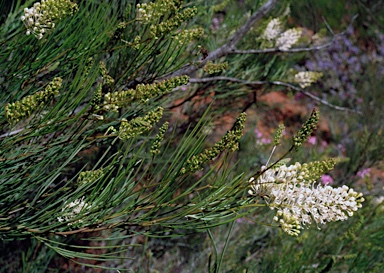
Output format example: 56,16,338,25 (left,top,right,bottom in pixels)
308,136,317,145
254,128,271,145
261,137,271,144
254,128,263,138
321,140,328,147
320,174,333,185
357,168,371,178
